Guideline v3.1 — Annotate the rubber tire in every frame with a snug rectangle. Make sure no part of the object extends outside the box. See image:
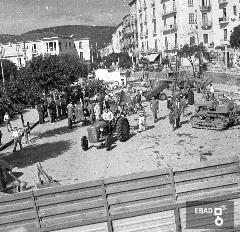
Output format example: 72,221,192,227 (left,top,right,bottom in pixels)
159,93,167,101
105,136,111,151
116,117,130,142
68,118,72,129
81,136,88,151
